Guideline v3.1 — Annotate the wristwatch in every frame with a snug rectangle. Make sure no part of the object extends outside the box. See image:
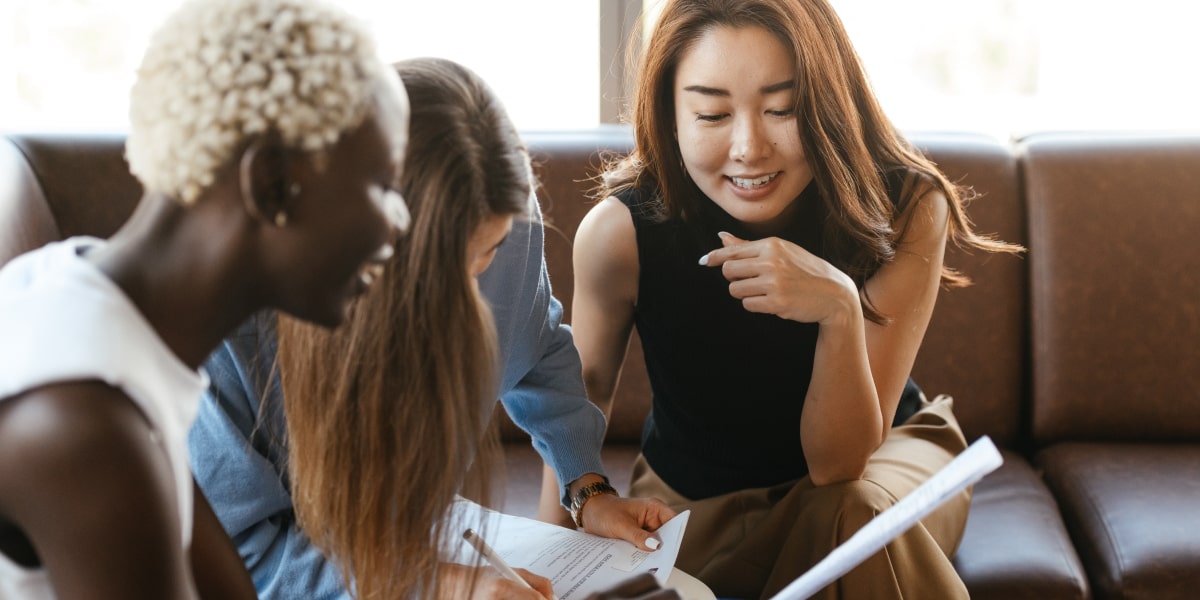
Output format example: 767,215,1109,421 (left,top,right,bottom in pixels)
569,480,618,529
